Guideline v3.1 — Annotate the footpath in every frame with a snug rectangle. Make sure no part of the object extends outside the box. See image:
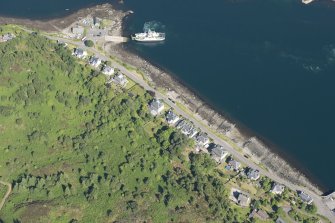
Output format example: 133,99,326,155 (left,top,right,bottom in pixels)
0,181,11,211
